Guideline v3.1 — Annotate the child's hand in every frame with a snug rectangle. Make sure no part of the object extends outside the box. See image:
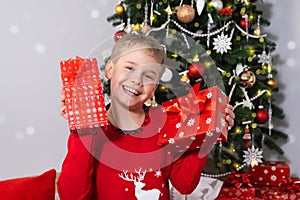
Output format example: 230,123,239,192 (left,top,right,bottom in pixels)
59,87,68,120
225,104,235,130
